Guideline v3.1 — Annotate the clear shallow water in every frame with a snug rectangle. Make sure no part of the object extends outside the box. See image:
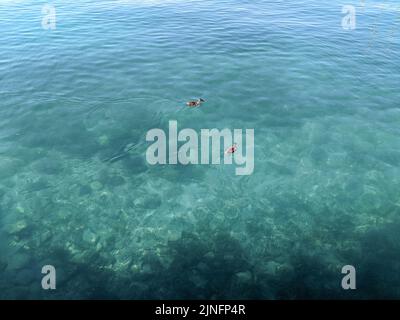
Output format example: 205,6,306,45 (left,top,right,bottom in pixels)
0,0,400,299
